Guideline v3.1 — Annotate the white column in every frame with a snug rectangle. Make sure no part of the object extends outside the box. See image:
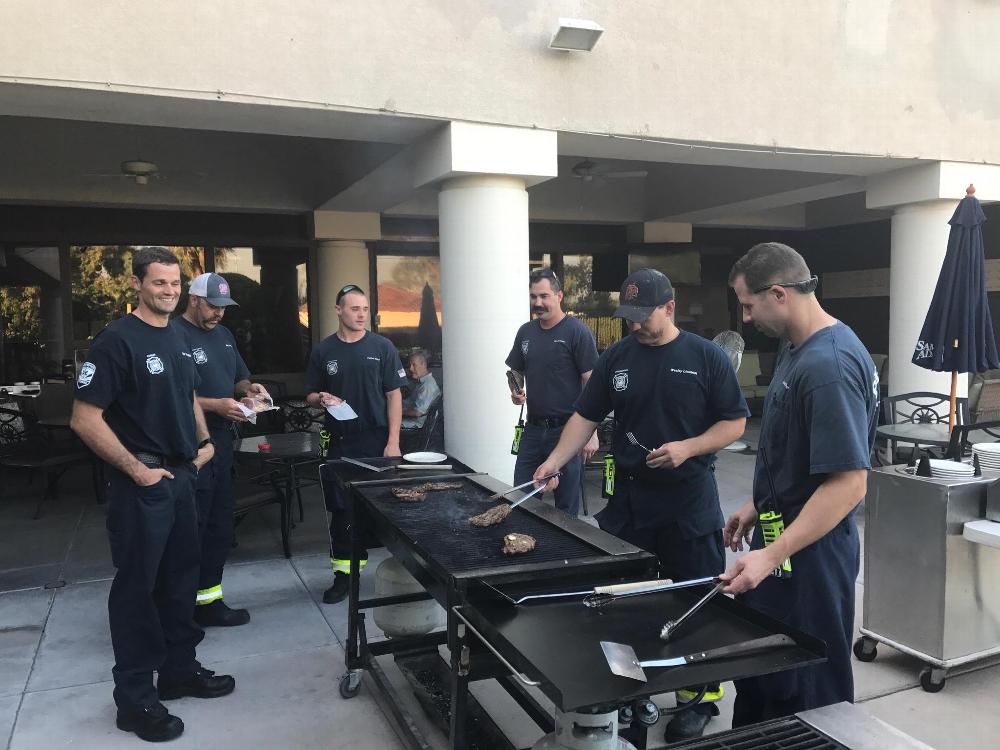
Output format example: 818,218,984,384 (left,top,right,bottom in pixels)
315,240,370,338
438,175,529,482
887,201,967,401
